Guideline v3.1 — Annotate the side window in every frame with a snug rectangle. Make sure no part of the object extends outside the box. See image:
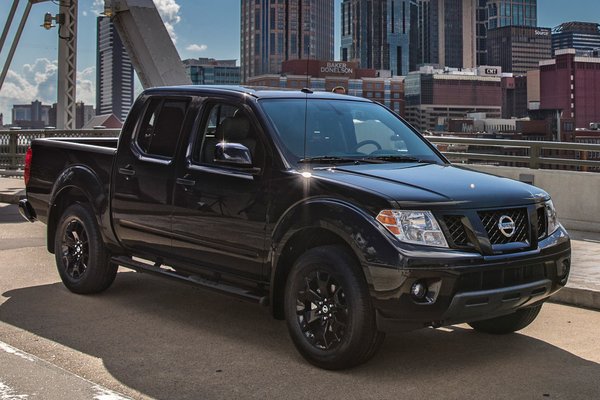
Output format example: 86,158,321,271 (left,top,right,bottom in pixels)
195,103,263,166
136,98,190,158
